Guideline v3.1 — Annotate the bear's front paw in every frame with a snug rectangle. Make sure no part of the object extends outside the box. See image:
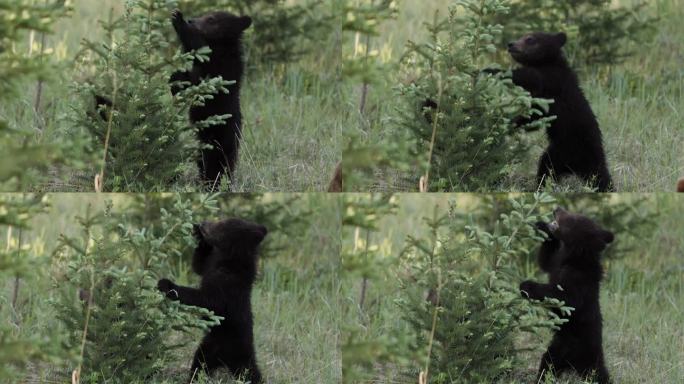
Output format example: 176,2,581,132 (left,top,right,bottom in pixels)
534,220,548,232
157,278,178,299
519,280,535,299
534,221,555,239
171,10,185,28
